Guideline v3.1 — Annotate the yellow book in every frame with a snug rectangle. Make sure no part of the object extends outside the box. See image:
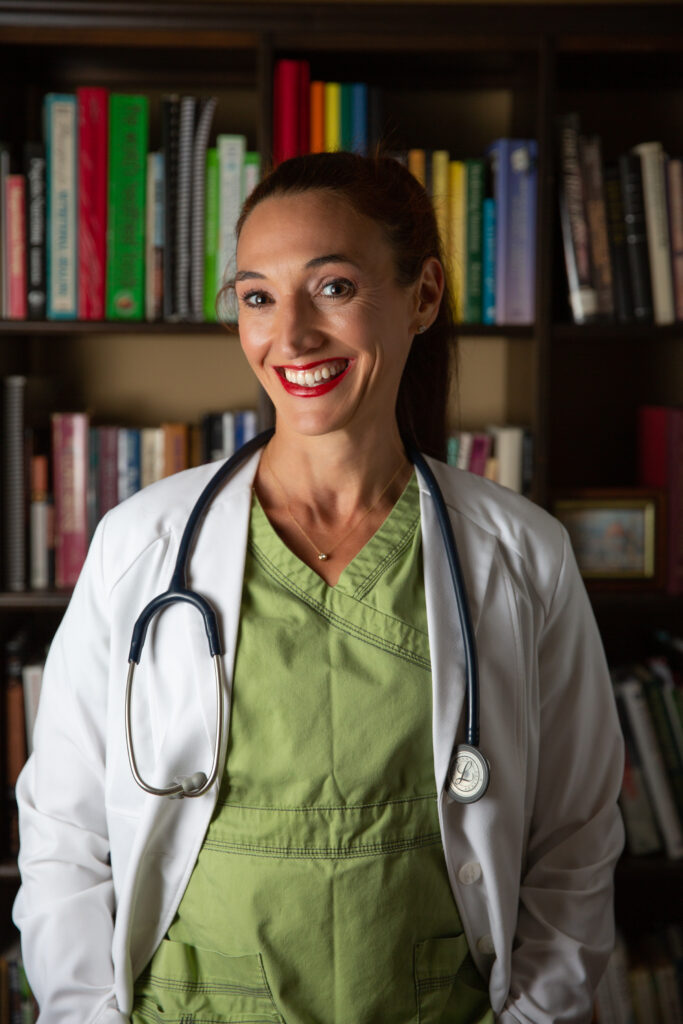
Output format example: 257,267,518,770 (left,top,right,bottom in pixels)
431,149,450,249
449,159,466,322
324,82,341,152
408,148,426,188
